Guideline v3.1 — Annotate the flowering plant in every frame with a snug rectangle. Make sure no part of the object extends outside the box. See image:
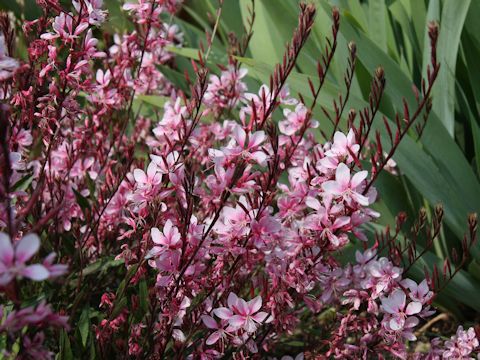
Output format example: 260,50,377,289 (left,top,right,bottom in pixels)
0,0,478,359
